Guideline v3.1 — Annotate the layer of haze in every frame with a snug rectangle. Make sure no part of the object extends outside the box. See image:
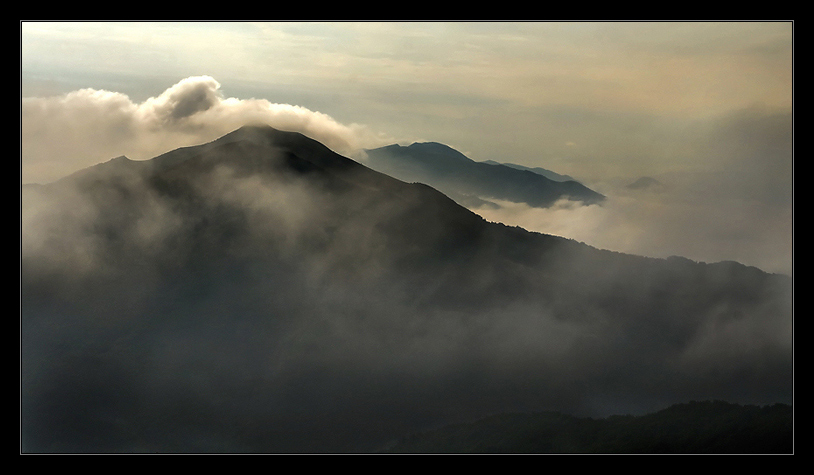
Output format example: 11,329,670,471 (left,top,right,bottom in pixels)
21,21,793,274
21,124,793,451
